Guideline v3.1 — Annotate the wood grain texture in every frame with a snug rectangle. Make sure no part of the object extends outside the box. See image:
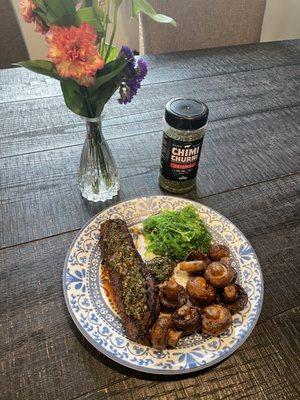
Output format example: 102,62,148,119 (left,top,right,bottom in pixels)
1,175,299,399
1,106,299,247
1,63,299,160
1,40,299,400
0,40,299,104
1,307,299,400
